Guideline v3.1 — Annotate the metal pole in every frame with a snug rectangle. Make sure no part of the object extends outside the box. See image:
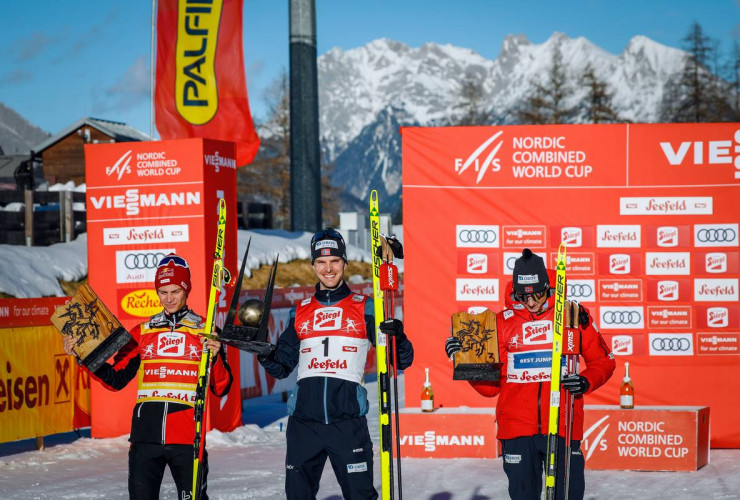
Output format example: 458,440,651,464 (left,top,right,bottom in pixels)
64,191,74,242
24,189,33,247
289,0,322,232
150,0,157,139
